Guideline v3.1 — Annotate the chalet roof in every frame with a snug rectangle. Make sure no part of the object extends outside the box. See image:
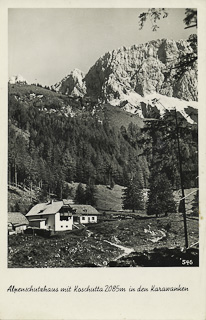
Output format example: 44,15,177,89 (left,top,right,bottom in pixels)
29,218,47,221
26,202,101,217
26,201,63,217
69,205,100,215
63,199,74,205
8,212,29,226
